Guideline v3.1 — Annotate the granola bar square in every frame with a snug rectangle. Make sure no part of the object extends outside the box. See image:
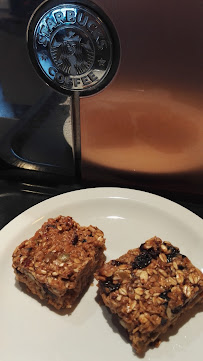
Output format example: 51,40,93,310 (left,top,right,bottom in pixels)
12,216,106,310
95,236,203,354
